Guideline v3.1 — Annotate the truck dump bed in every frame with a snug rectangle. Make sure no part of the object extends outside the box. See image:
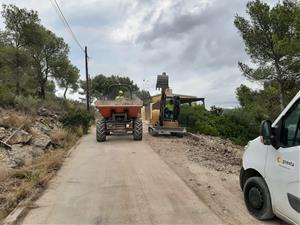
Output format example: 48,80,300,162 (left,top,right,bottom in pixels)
95,99,143,119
